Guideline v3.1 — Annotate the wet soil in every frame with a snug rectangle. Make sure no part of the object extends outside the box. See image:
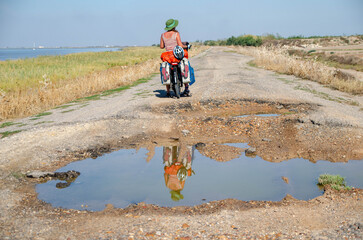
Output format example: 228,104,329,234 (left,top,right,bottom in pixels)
1,47,363,239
